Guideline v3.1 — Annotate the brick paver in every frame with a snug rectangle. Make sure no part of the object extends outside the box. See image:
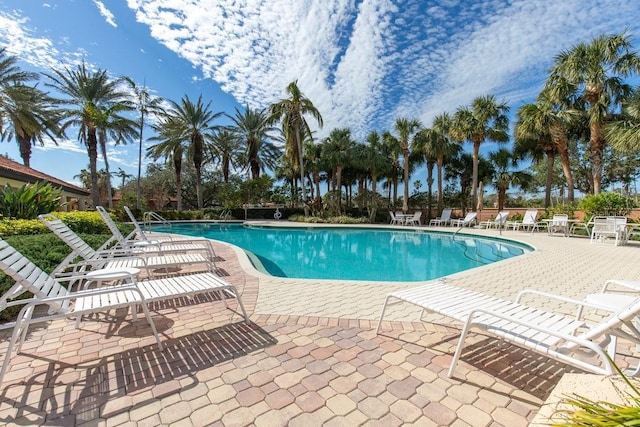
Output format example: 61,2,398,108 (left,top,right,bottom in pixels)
0,225,638,425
